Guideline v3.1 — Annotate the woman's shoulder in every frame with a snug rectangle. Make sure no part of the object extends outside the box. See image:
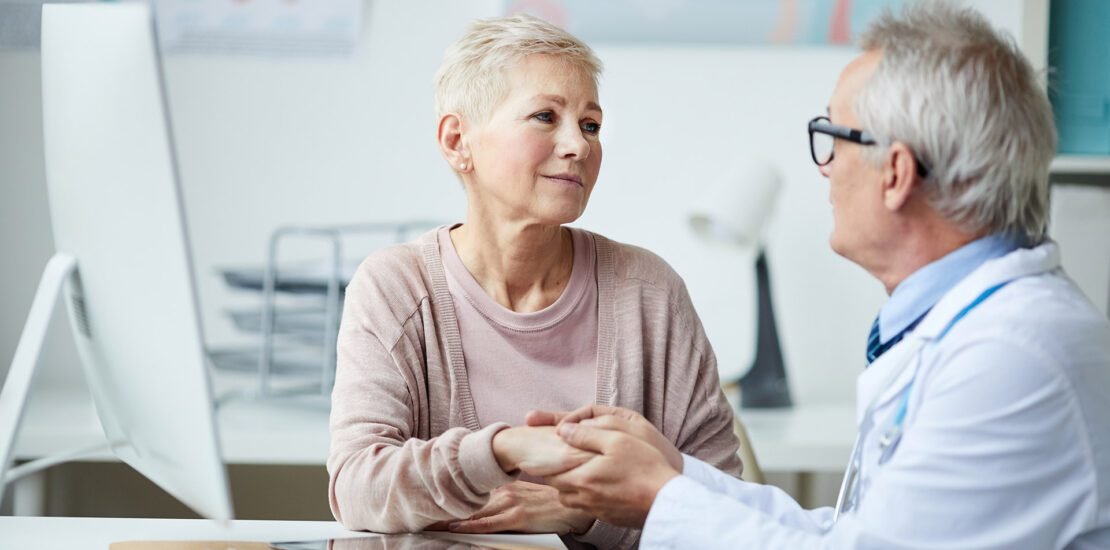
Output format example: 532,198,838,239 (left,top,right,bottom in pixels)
584,229,686,293
345,230,439,324
585,229,704,340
